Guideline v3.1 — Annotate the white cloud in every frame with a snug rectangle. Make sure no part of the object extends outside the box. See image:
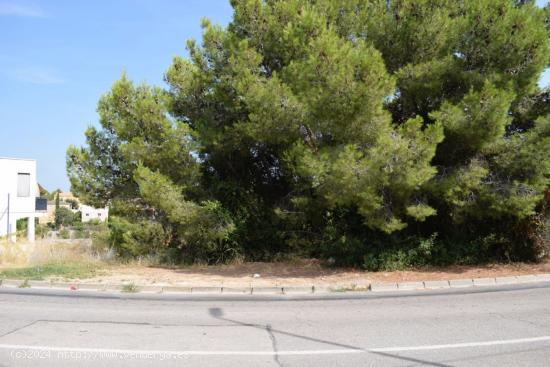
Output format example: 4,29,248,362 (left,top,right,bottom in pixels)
9,66,64,84
0,2,46,17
